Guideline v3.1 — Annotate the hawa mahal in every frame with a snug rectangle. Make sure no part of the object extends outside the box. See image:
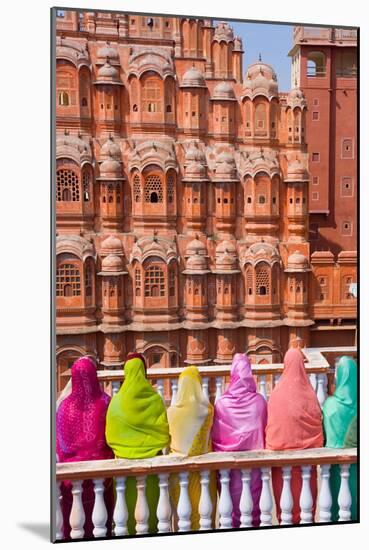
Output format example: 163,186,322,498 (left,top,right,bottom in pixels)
54,10,357,392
